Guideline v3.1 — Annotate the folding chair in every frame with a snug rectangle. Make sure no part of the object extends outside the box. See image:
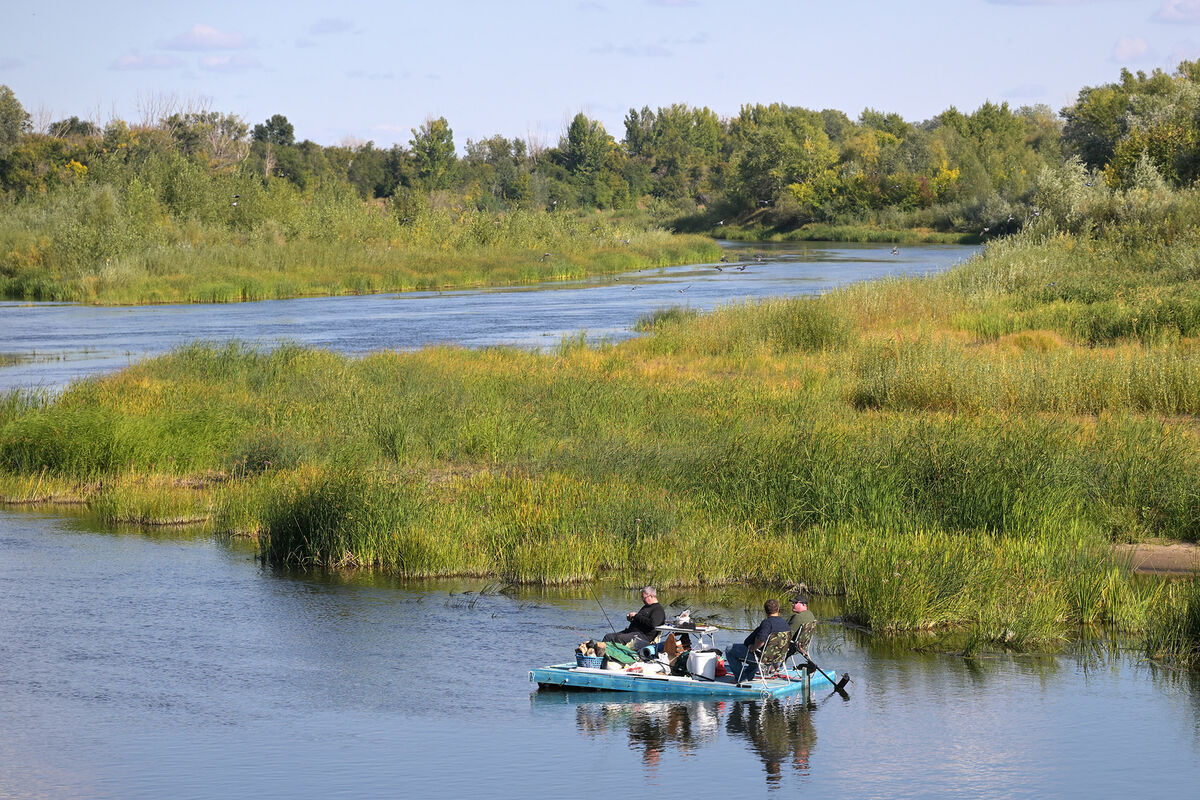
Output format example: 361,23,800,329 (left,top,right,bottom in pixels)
737,630,791,684
786,619,818,671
